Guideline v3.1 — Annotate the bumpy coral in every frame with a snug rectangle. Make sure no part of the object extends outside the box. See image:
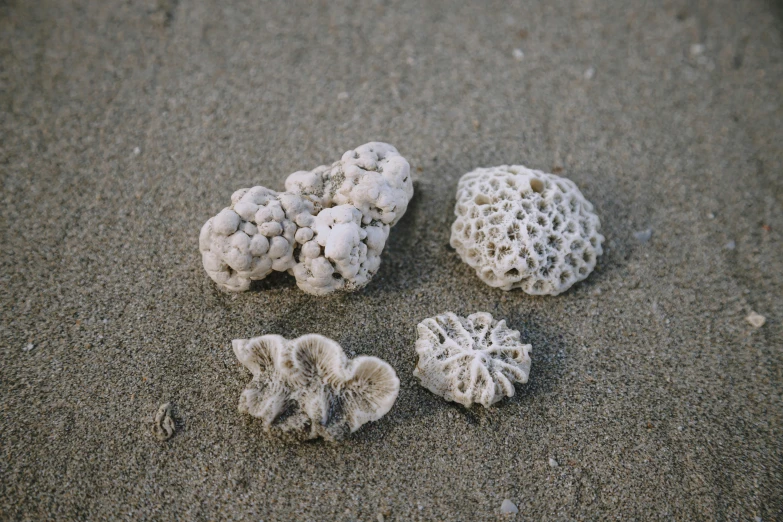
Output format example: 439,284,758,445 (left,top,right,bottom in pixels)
413,312,532,408
450,165,603,295
200,143,413,295
233,334,400,441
